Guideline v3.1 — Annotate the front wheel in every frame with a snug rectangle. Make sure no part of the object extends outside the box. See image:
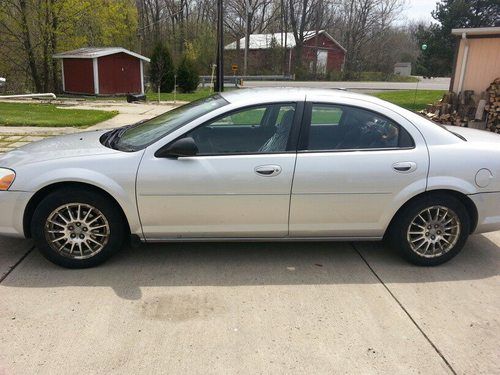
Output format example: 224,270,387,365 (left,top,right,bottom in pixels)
31,188,125,268
389,194,470,266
